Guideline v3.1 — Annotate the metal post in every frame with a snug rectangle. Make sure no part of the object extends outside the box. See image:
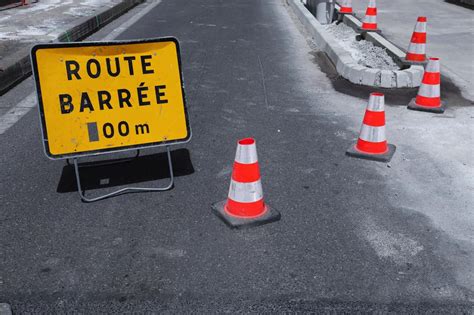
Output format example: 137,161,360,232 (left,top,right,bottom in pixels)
309,0,335,24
